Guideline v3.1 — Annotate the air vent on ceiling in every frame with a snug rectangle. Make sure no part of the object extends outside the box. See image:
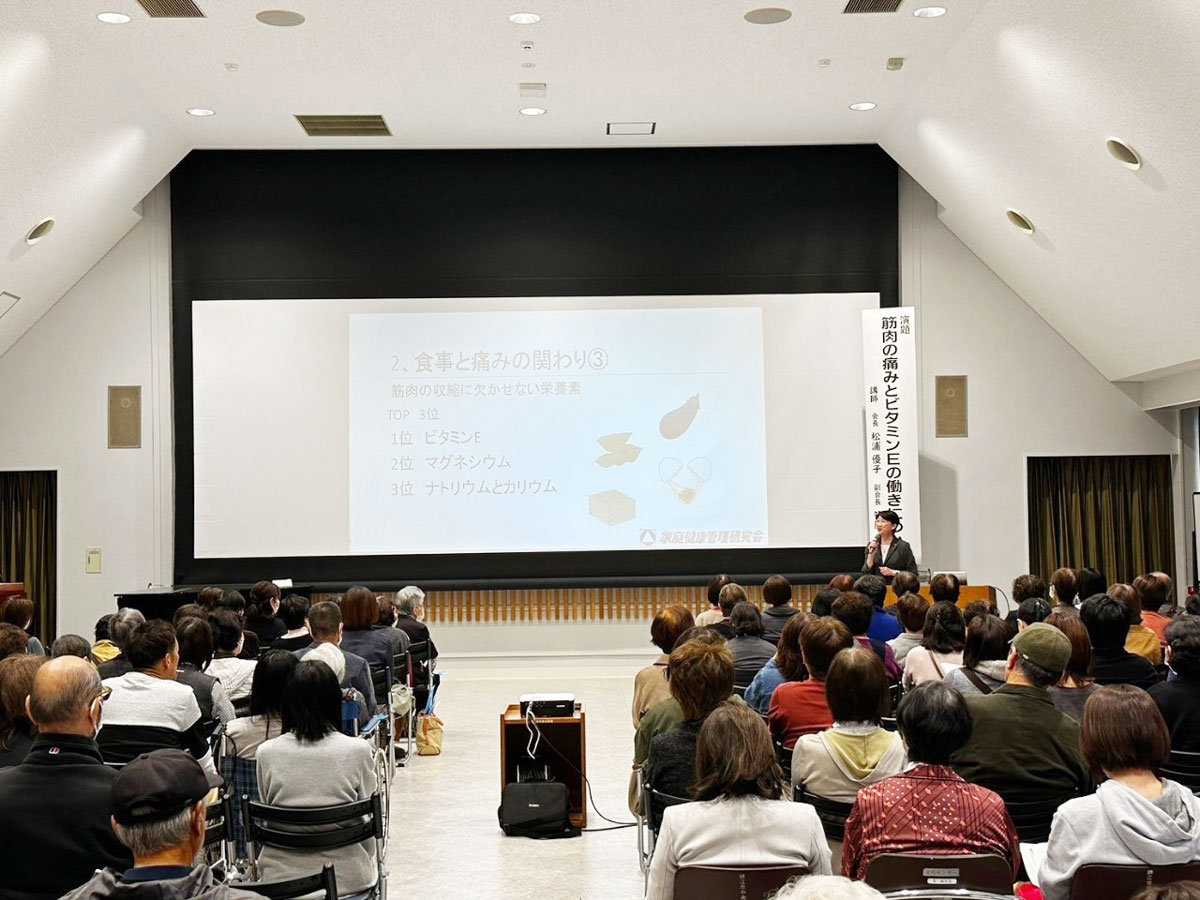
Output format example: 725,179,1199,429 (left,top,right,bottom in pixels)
843,0,904,12
0,292,20,320
295,115,392,137
134,0,205,17
607,122,656,135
